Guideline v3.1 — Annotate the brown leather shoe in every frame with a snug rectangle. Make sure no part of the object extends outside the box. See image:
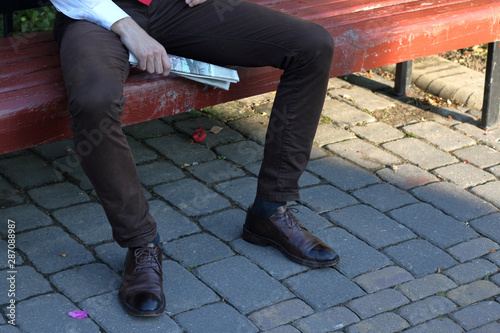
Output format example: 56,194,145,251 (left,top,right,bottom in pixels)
243,205,339,267
118,242,165,316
